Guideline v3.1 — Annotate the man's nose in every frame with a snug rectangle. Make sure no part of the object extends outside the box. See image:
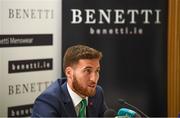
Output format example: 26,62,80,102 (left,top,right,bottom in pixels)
90,72,98,83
